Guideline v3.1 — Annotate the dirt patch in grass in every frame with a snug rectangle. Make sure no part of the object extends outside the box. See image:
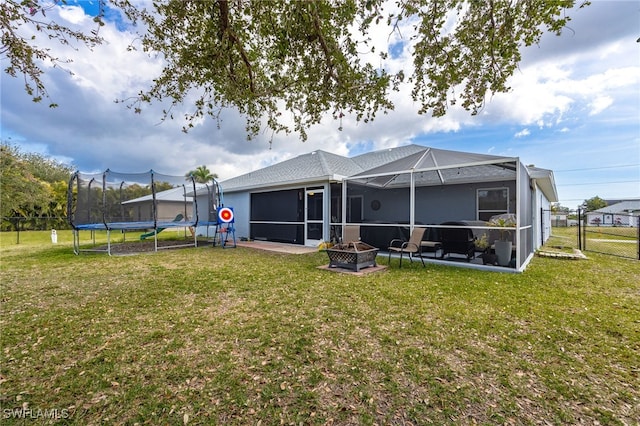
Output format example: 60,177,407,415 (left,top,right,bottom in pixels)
92,239,211,255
